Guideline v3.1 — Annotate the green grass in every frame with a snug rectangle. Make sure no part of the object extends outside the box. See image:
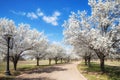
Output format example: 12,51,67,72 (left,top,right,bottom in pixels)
77,60,120,80
0,60,64,79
